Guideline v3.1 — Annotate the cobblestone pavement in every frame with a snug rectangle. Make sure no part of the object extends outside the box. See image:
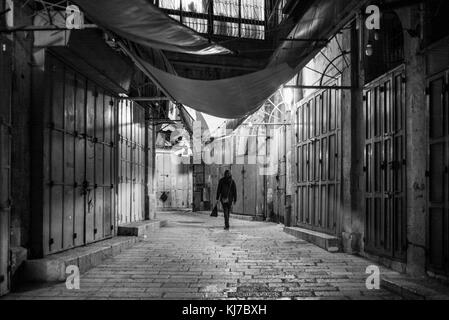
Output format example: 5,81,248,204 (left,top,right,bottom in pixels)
4,212,402,300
